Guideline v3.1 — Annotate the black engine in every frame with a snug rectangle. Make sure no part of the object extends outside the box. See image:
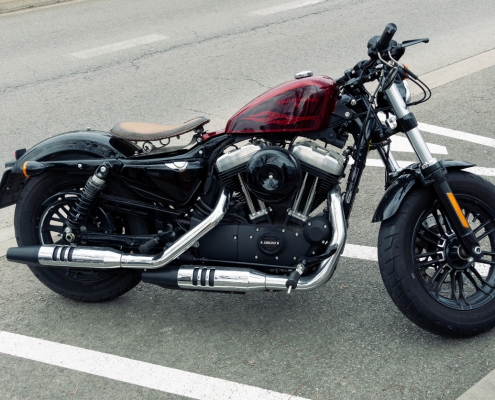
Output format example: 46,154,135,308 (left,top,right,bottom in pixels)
197,140,345,267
